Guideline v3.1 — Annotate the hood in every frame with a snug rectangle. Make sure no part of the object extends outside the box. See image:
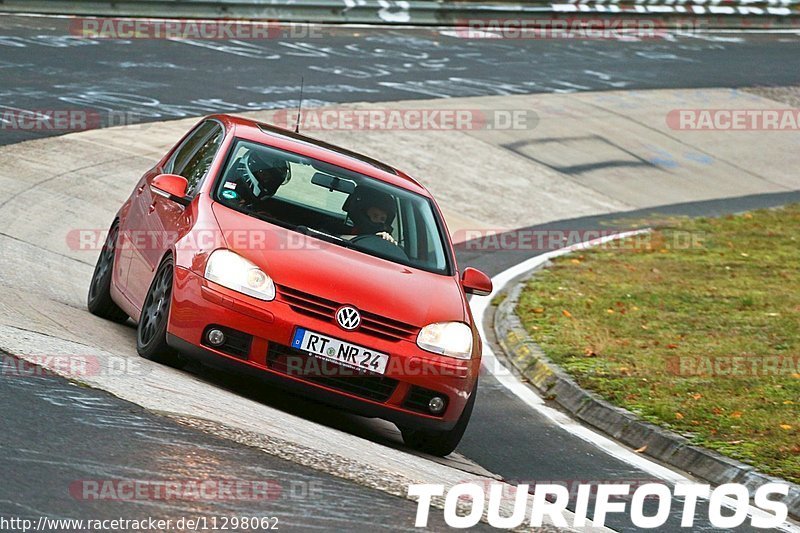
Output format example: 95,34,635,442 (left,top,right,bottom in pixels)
210,203,466,327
